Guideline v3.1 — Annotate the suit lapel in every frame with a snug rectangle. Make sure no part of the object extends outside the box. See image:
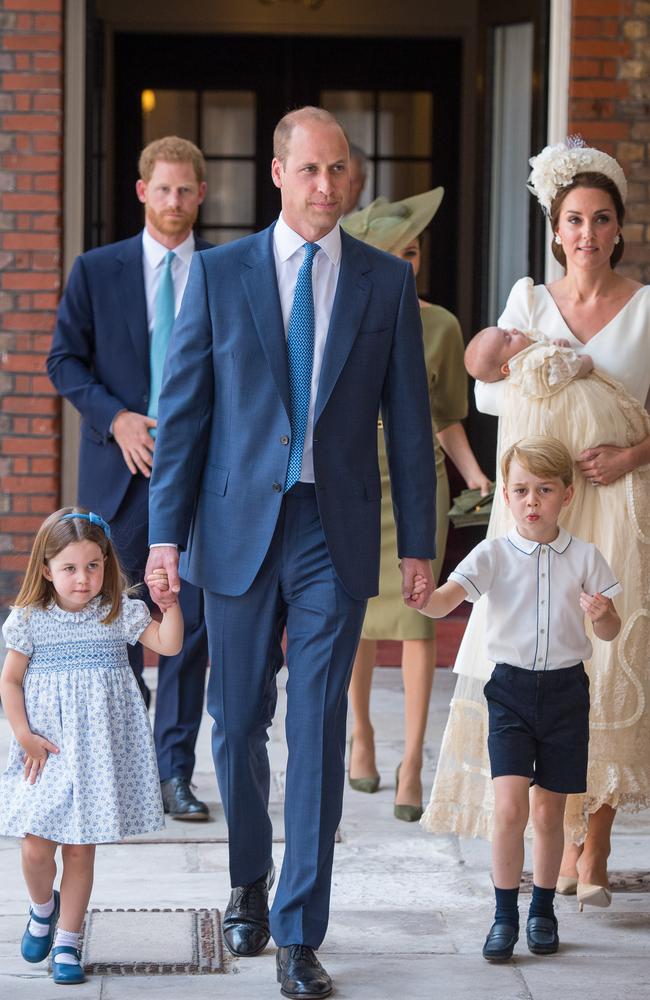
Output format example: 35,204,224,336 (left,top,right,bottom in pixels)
116,234,149,373
240,225,291,417
315,231,371,422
